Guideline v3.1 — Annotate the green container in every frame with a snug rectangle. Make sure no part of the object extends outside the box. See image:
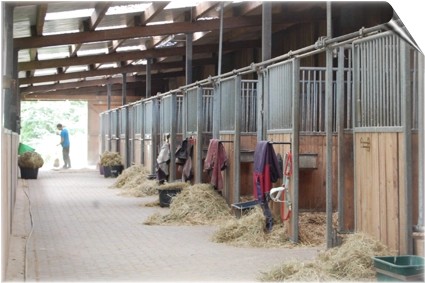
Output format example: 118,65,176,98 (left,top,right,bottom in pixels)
18,143,35,155
373,256,424,281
